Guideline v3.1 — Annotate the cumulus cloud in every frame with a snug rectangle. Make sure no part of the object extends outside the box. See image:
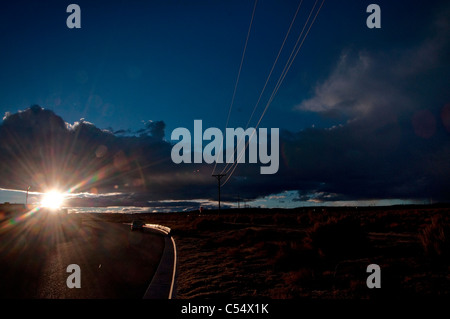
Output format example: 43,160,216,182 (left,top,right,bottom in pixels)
0,105,221,206
0,5,448,207
1,96,449,207
274,3,450,203
296,51,382,118
142,120,166,140
296,2,450,125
